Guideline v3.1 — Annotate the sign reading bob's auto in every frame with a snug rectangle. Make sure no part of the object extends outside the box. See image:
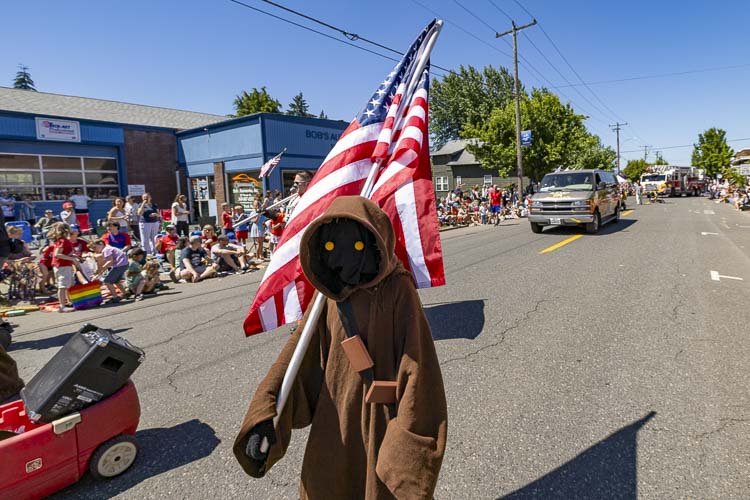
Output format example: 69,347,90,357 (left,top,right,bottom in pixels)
35,117,81,142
